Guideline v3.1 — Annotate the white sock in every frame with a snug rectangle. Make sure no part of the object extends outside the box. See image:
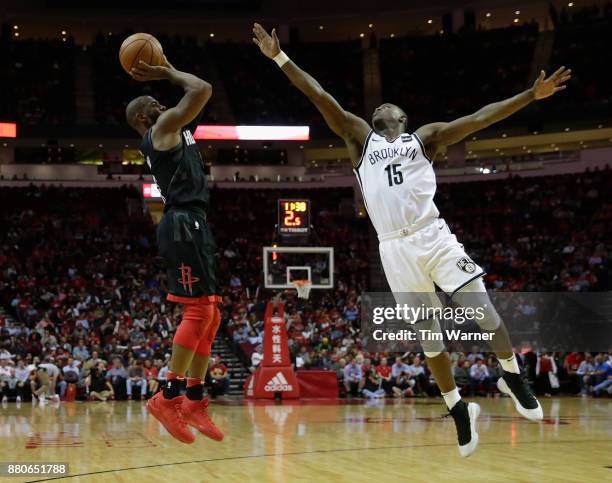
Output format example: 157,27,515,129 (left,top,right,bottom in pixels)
499,354,520,374
442,387,461,410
